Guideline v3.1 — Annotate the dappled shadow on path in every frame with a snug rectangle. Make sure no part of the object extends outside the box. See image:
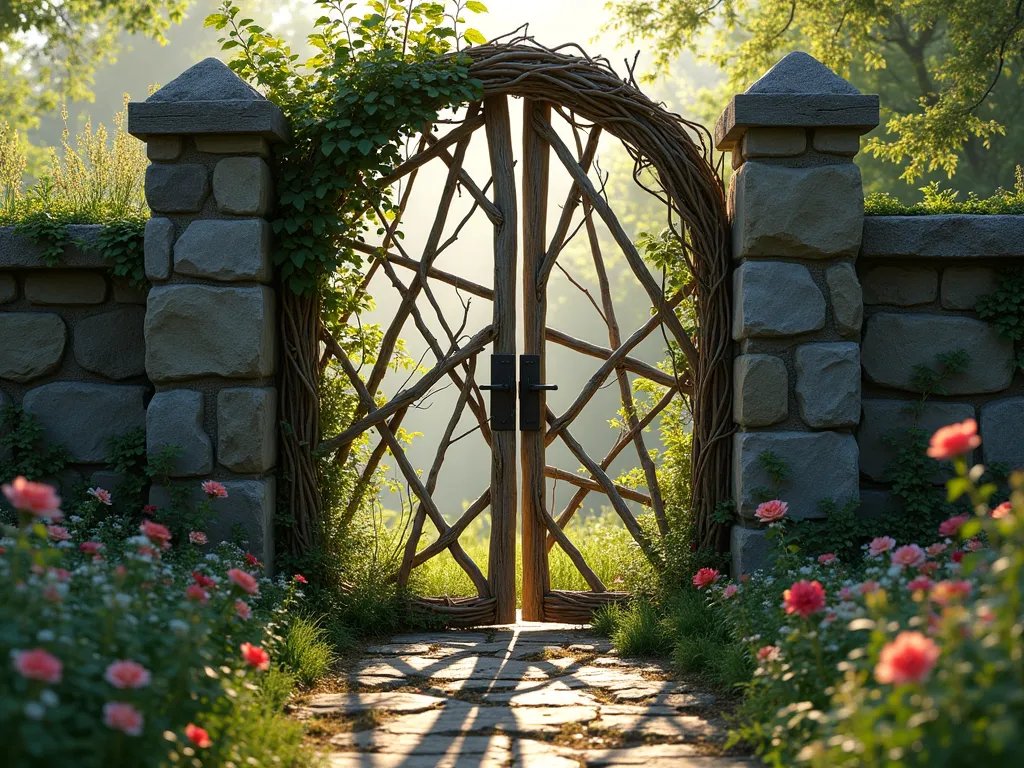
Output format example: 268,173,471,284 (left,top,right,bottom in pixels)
298,621,756,767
